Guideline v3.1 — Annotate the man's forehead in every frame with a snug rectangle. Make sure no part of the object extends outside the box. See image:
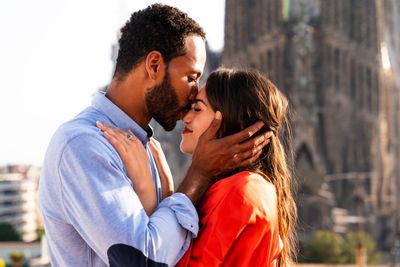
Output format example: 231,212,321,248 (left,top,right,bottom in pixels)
184,35,206,65
182,53,205,73
185,35,206,50
168,35,206,74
